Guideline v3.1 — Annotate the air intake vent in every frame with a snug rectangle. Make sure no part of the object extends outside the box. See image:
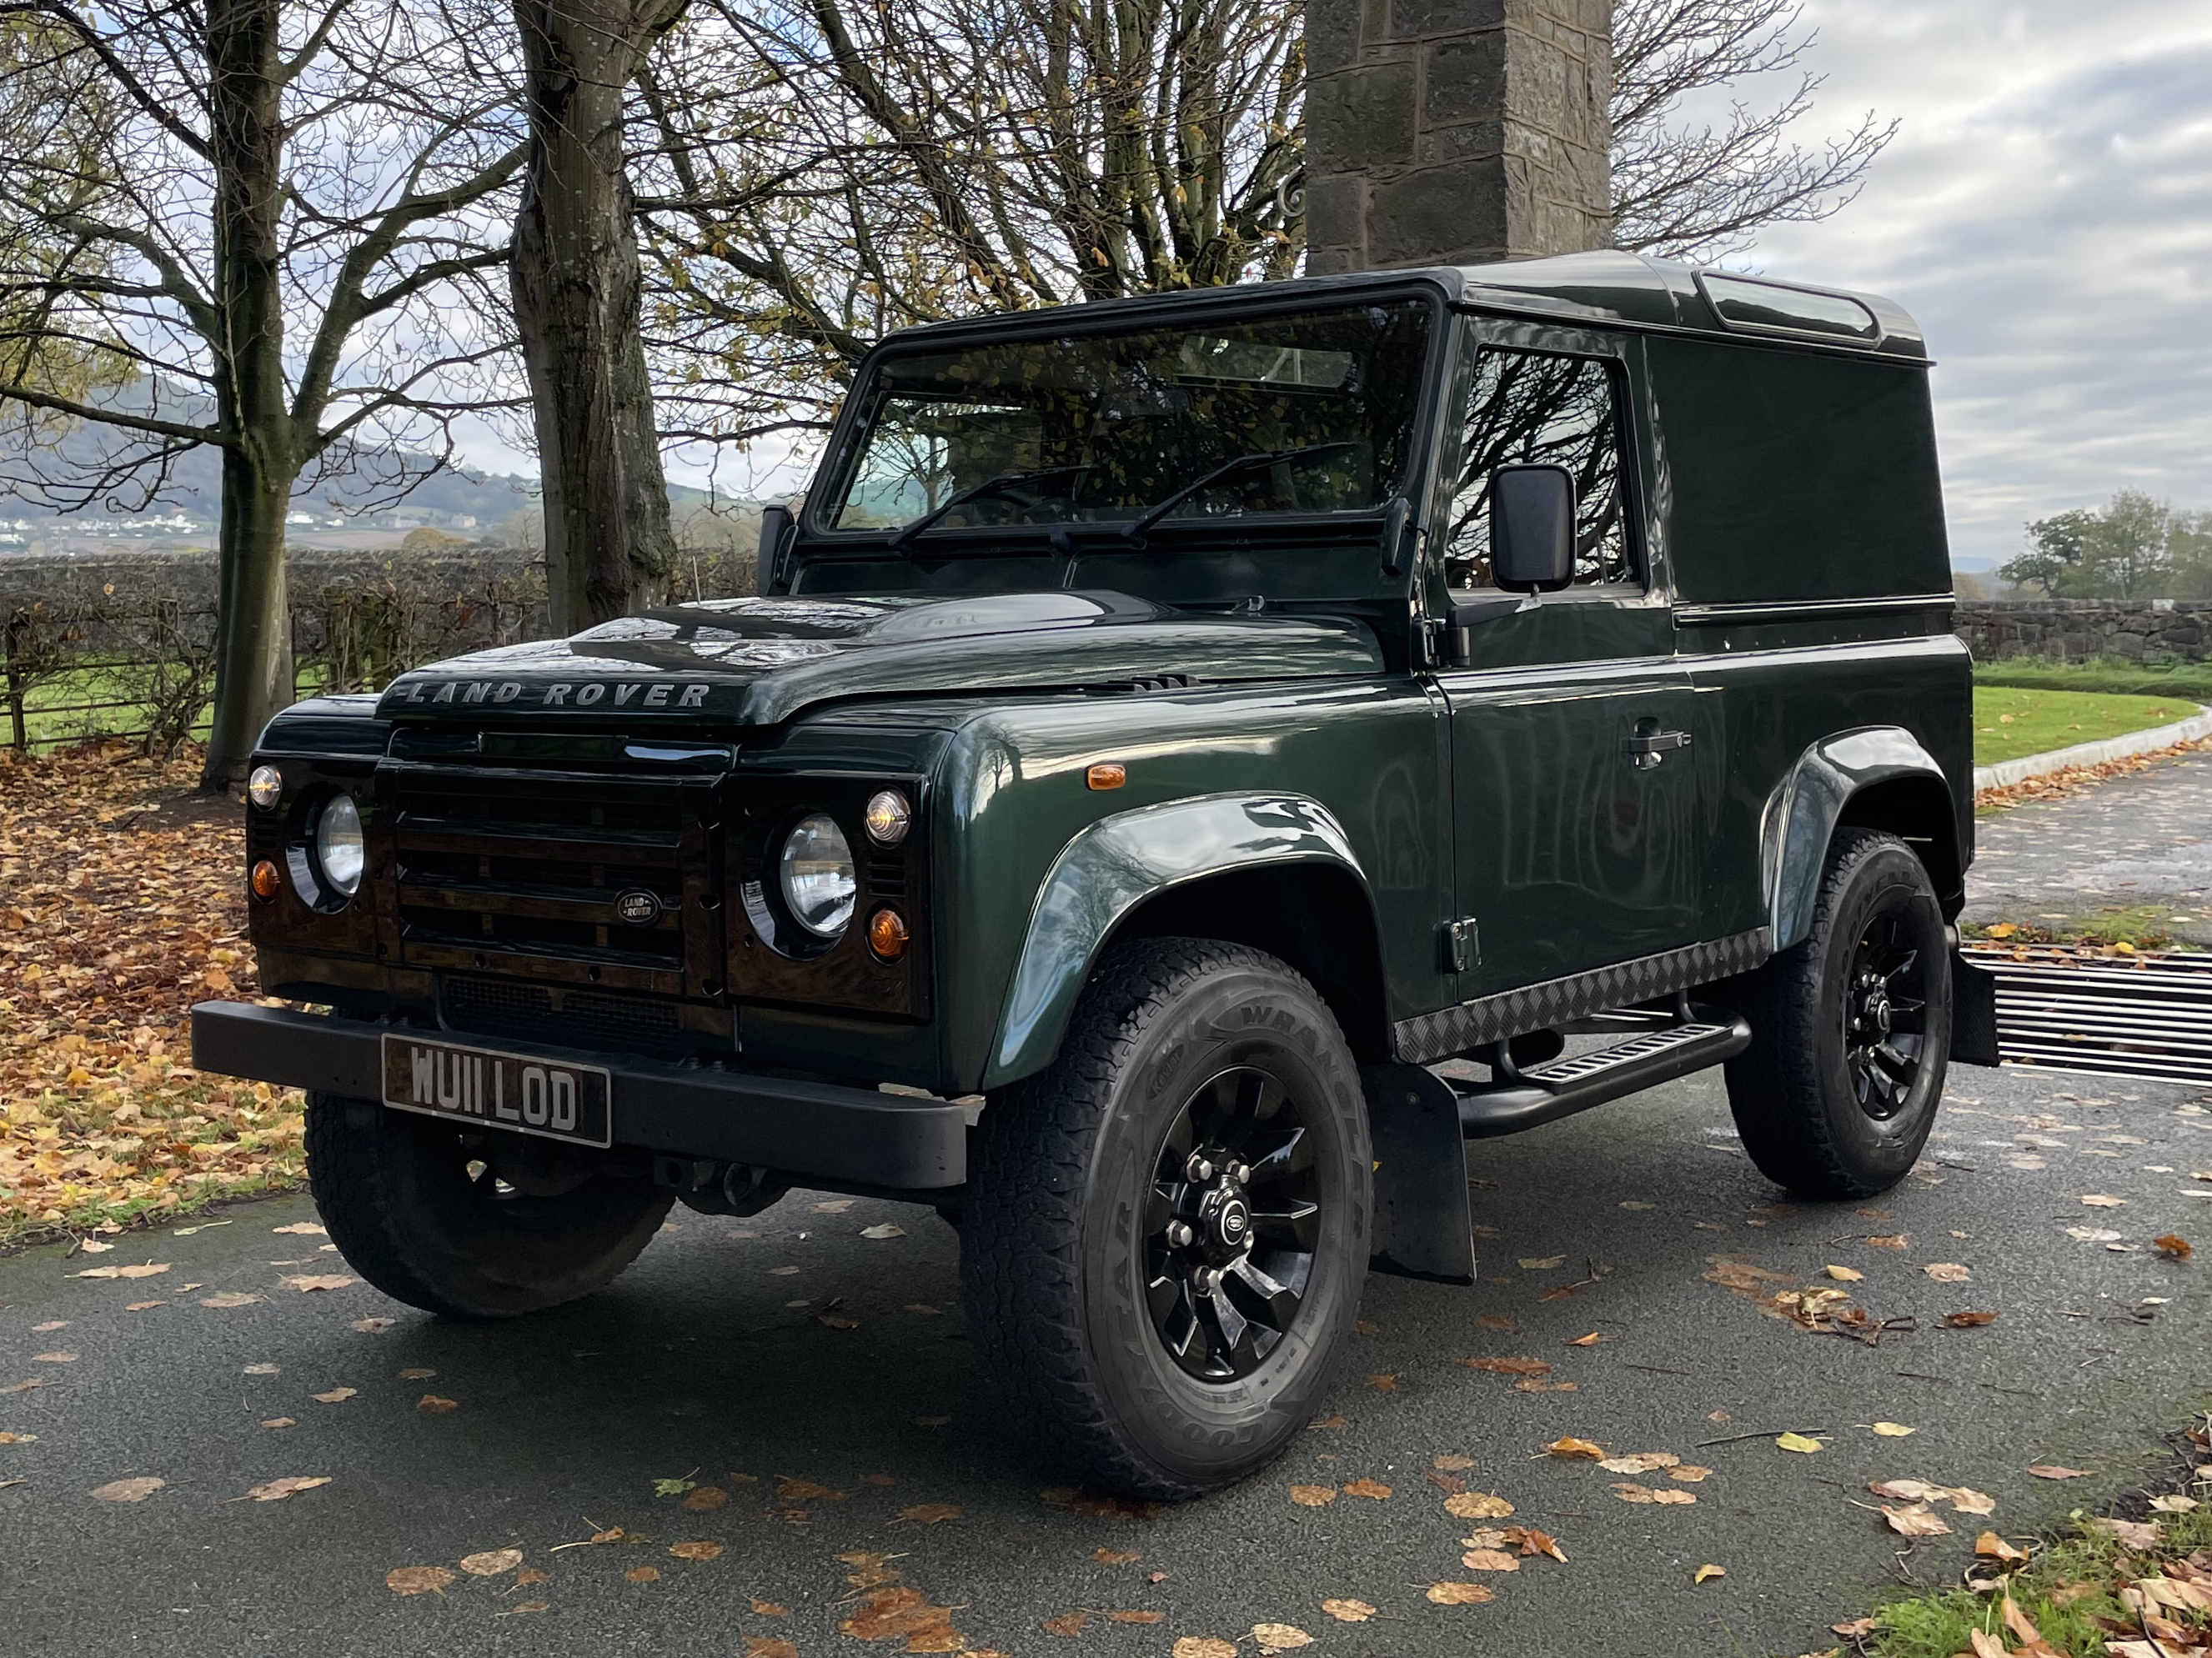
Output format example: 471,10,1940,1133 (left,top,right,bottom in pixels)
442,976,689,1056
